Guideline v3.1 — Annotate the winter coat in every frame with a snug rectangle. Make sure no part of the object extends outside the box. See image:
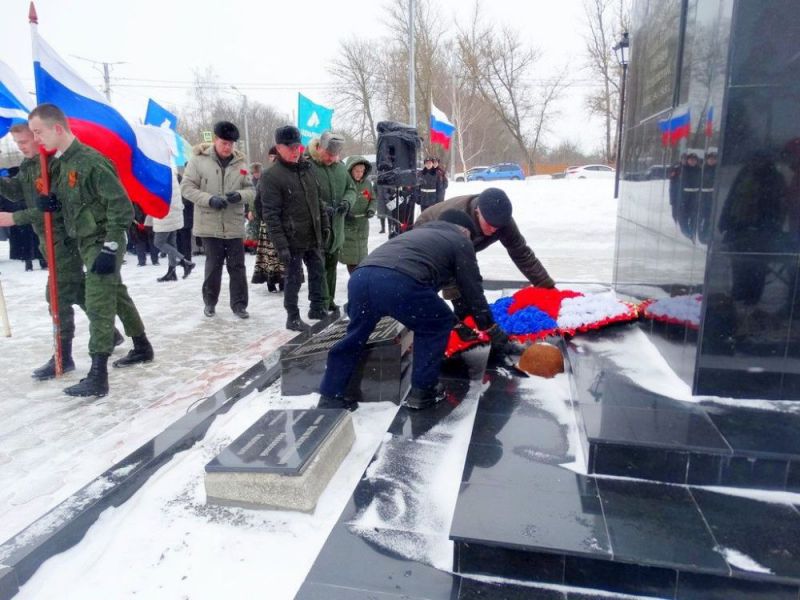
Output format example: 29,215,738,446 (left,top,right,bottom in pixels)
359,220,495,329
340,156,375,266
415,194,555,288
259,157,330,254
306,139,357,254
436,166,449,203
153,172,185,233
418,168,440,210
180,143,255,239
